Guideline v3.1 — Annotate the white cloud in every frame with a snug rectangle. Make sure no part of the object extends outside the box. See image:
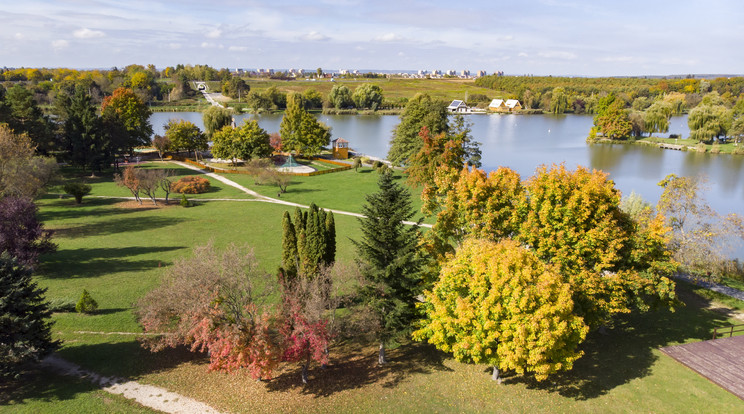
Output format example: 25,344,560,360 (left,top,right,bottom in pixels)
14,33,23,40
168,43,182,50
518,52,529,57
537,51,577,60
598,56,634,63
229,46,248,52
303,31,329,41
73,28,105,39
201,42,212,48
375,33,402,42
206,28,222,39
397,51,405,57
51,39,69,50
